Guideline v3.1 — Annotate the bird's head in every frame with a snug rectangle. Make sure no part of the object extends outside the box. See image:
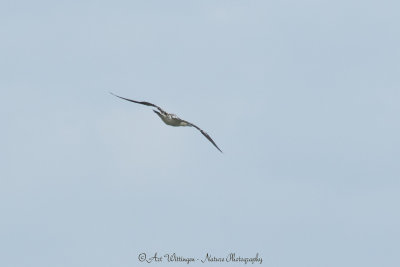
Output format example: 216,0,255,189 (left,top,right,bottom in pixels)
153,110,162,117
